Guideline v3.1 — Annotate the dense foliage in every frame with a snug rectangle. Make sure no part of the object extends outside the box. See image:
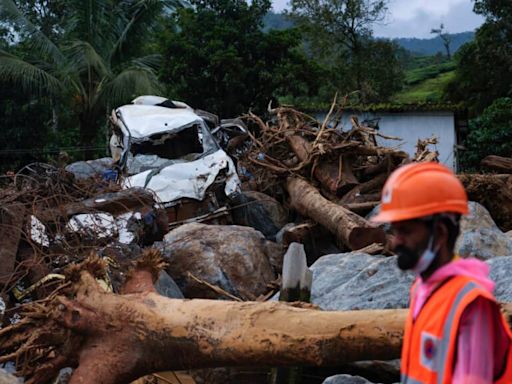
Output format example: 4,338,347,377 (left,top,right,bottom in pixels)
0,0,179,159
287,0,403,102
445,0,512,114
159,0,322,117
459,98,512,171
1,0,506,174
